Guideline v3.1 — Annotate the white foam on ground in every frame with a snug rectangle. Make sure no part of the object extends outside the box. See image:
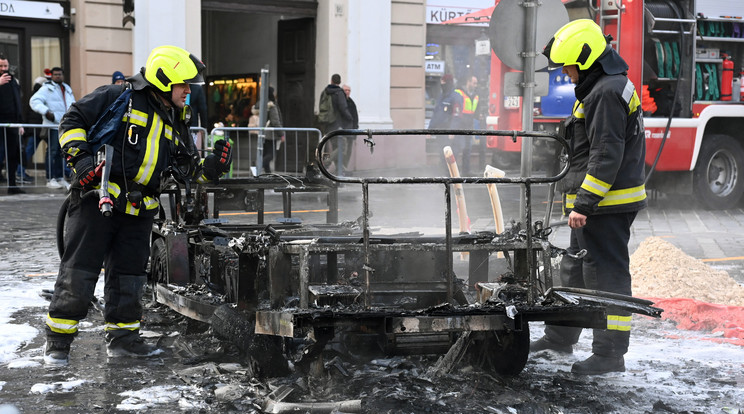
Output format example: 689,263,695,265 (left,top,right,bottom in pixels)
117,385,206,411
29,379,87,394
